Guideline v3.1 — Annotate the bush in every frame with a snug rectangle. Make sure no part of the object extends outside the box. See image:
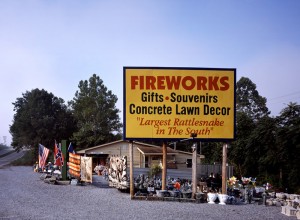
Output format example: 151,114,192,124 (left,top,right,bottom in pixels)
149,164,162,177
11,150,35,166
